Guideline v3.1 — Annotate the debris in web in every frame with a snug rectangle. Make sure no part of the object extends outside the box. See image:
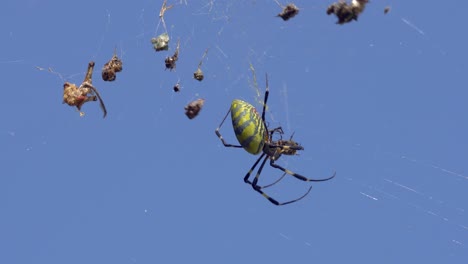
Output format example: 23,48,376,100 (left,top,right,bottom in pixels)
401,18,425,36
184,98,205,119
158,0,173,34
151,0,173,52
151,33,170,52
384,6,391,14
360,192,378,201
36,66,66,81
194,48,209,81
248,63,267,110
165,38,180,71
326,0,369,25
102,48,123,81
275,1,299,21
63,61,107,118
193,68,204,81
